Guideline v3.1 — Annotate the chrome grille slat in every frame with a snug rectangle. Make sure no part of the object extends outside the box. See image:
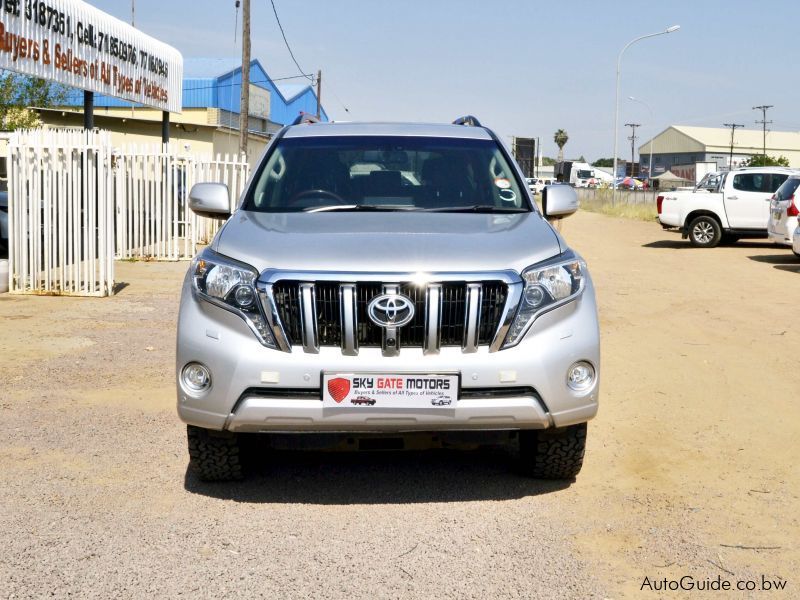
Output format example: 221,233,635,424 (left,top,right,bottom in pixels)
462,283,483,353
339,284,358,355
298,283,319,354
423,284,442,355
